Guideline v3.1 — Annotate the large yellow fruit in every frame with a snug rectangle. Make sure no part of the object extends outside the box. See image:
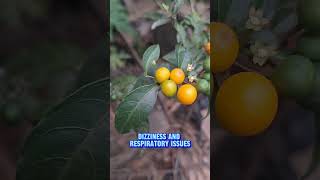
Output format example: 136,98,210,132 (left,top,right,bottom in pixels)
155,67,170,83
211,22,239,73
215,72,278,136
177,84,197,105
